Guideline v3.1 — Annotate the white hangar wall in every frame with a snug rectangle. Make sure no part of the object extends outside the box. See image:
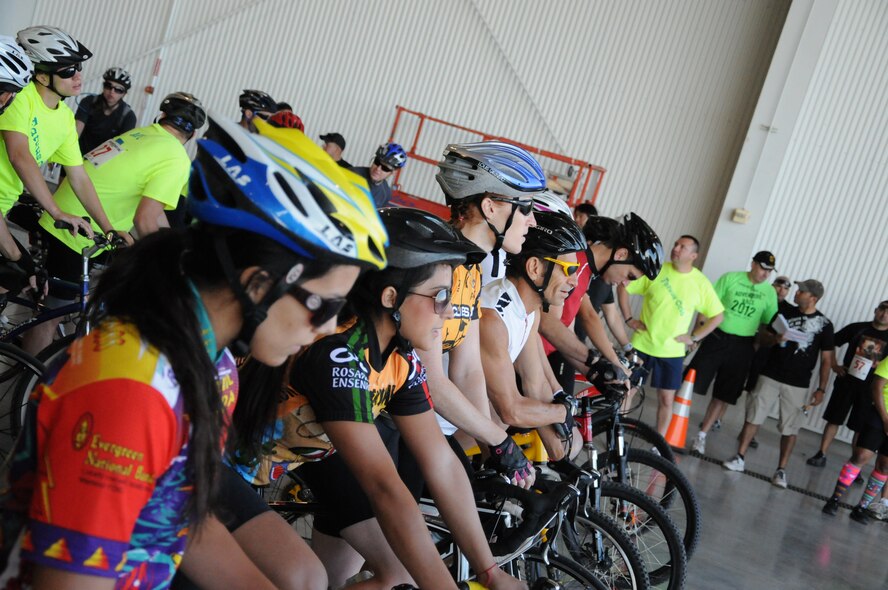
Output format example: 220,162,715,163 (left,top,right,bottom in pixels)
11,0,789,255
